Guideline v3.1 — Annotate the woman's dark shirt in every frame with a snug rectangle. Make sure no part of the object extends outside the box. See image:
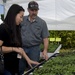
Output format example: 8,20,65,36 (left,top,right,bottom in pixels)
0,23,19,73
